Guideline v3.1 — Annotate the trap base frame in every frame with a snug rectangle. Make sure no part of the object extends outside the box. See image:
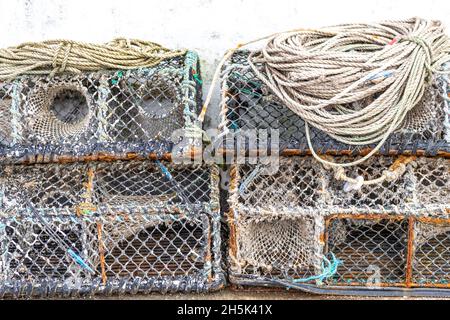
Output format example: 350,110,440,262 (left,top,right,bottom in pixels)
228,212,450,297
